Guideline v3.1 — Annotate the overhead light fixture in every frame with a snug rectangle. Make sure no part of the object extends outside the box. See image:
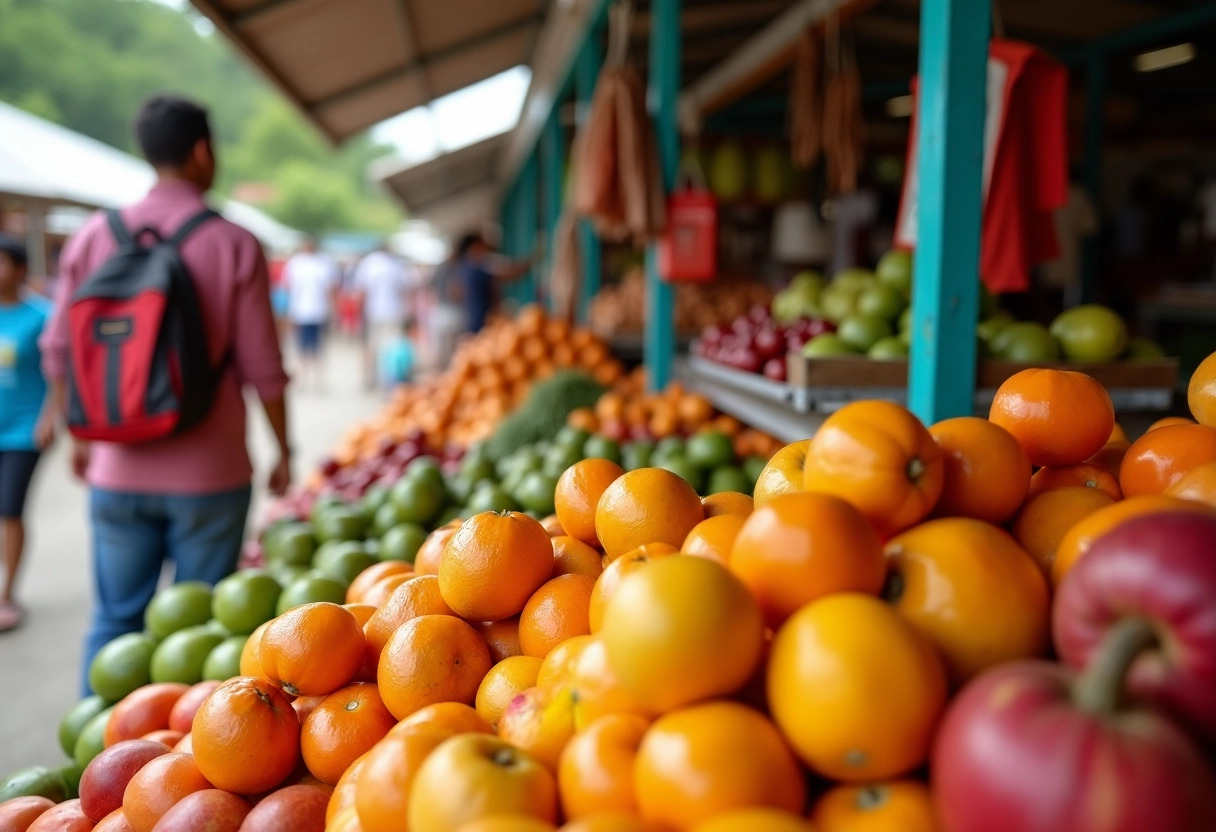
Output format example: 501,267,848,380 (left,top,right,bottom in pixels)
886,95,915,118
1134,43,1195,72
